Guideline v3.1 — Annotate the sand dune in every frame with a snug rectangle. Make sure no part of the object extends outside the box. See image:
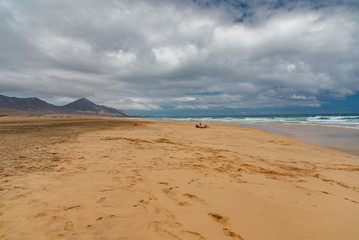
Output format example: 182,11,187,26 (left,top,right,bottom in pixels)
1,117,359,240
